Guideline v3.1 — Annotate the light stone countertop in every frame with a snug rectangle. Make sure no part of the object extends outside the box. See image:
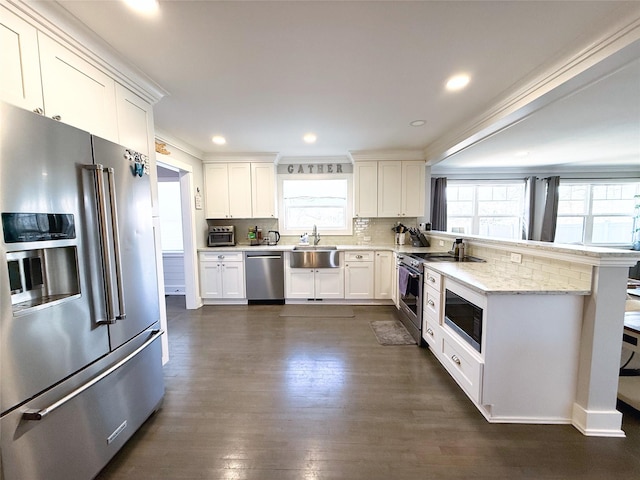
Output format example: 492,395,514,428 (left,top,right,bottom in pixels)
424,262,591,296
197,244,593,295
